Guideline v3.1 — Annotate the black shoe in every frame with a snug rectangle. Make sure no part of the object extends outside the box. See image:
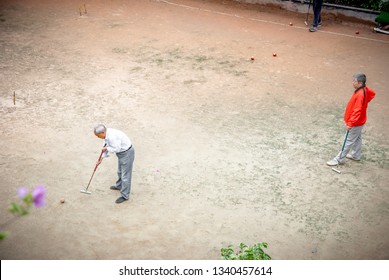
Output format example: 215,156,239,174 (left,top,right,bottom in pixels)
115,196,127,204
110,186,120,190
